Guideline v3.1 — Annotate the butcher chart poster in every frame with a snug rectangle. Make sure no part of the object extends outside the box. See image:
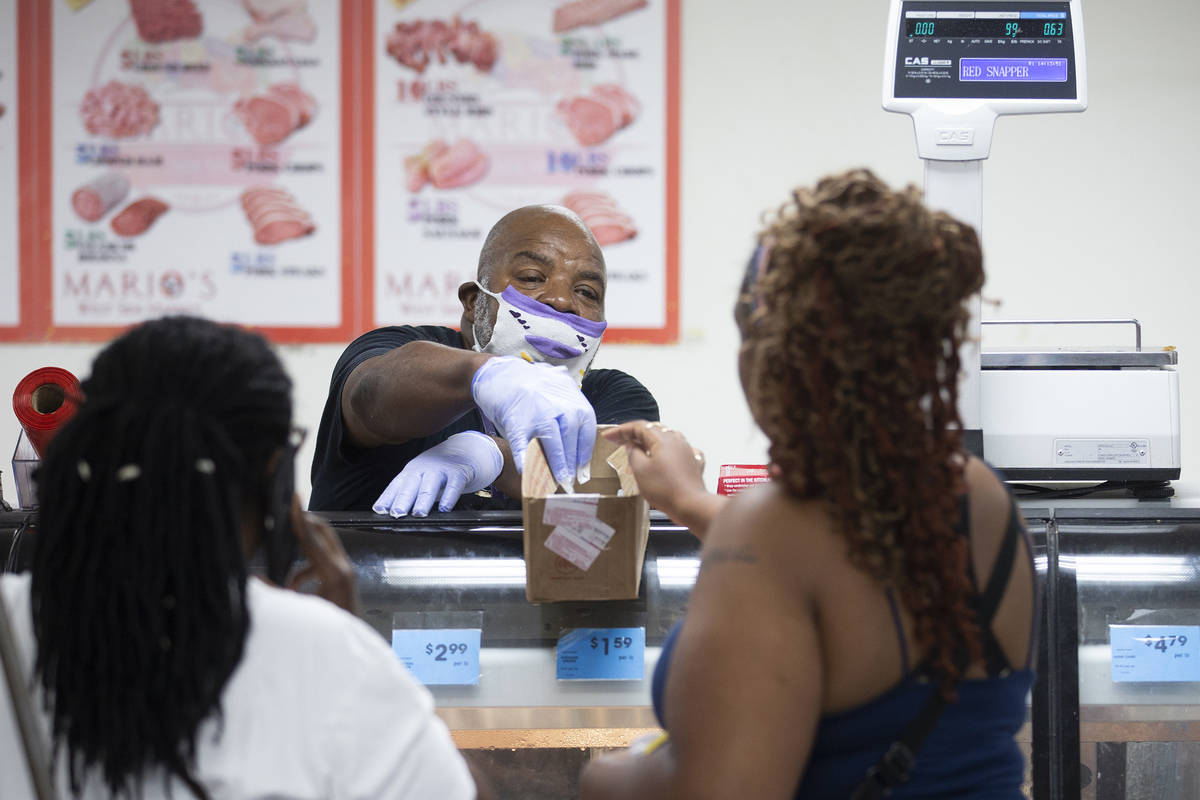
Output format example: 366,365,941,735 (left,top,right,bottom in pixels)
372,0,679,341
0,1,18,329
49,0,348,338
